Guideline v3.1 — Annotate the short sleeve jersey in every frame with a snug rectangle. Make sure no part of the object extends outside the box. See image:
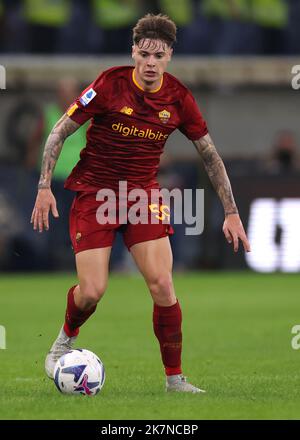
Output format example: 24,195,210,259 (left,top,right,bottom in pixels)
64,66,208,191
